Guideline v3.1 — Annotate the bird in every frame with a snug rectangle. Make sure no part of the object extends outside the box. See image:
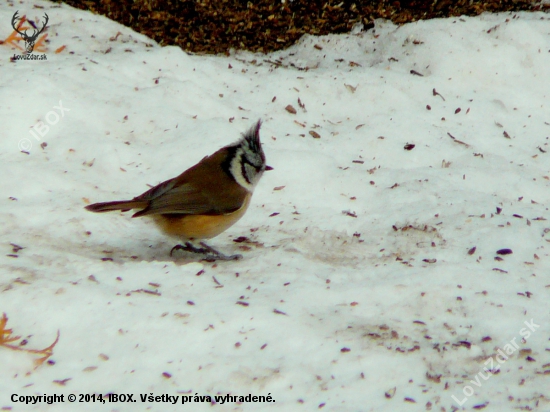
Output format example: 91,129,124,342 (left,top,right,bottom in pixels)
85,119,271,261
